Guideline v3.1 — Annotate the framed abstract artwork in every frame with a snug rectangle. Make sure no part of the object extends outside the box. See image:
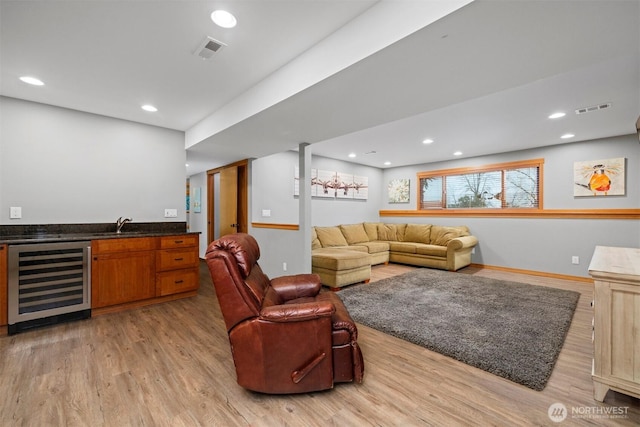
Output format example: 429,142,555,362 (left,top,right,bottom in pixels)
388,178,410,203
